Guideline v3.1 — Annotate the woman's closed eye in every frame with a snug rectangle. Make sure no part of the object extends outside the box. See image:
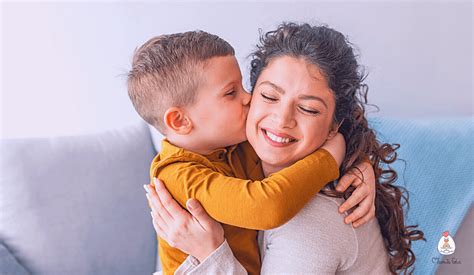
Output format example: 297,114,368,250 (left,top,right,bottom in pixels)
261,92,278,102
299,106,320,115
